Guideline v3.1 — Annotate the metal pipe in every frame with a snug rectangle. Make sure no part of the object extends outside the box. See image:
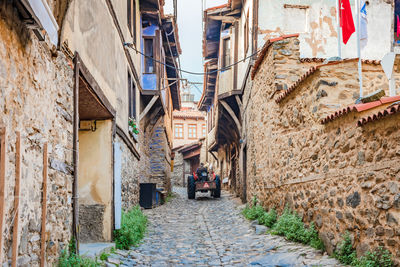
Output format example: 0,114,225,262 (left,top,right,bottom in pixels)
356,0,363,97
